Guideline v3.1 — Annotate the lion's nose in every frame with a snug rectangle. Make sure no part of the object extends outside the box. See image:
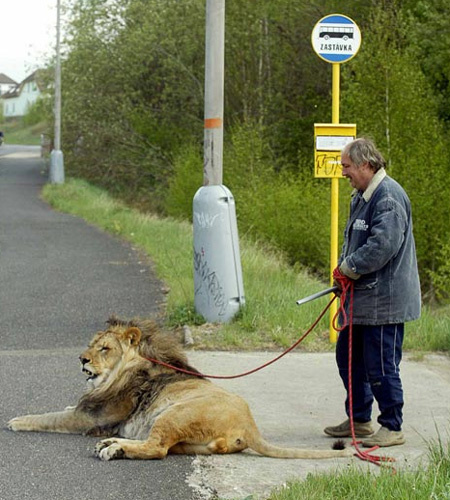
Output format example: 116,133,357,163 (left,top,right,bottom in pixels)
79,356,90,365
